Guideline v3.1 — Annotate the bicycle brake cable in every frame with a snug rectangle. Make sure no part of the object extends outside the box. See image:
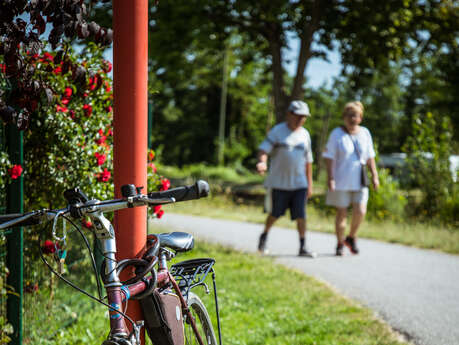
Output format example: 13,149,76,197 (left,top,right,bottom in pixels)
38,219,137,328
